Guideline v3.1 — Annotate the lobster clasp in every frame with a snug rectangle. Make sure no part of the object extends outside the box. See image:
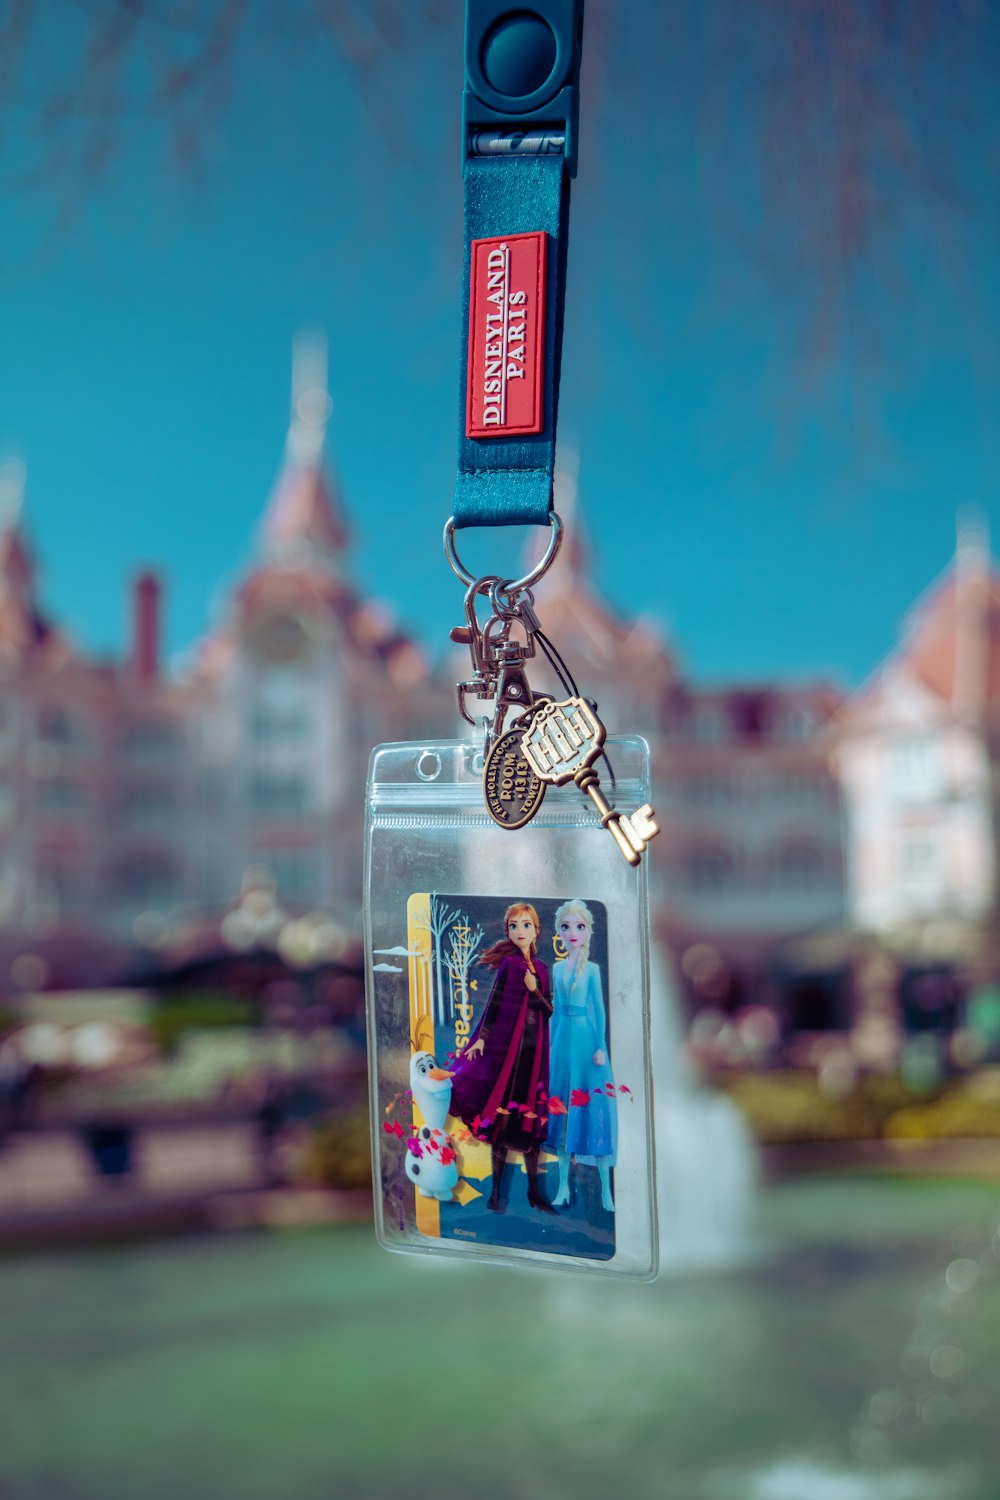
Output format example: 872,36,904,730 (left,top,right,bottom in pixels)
451,575,540,748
